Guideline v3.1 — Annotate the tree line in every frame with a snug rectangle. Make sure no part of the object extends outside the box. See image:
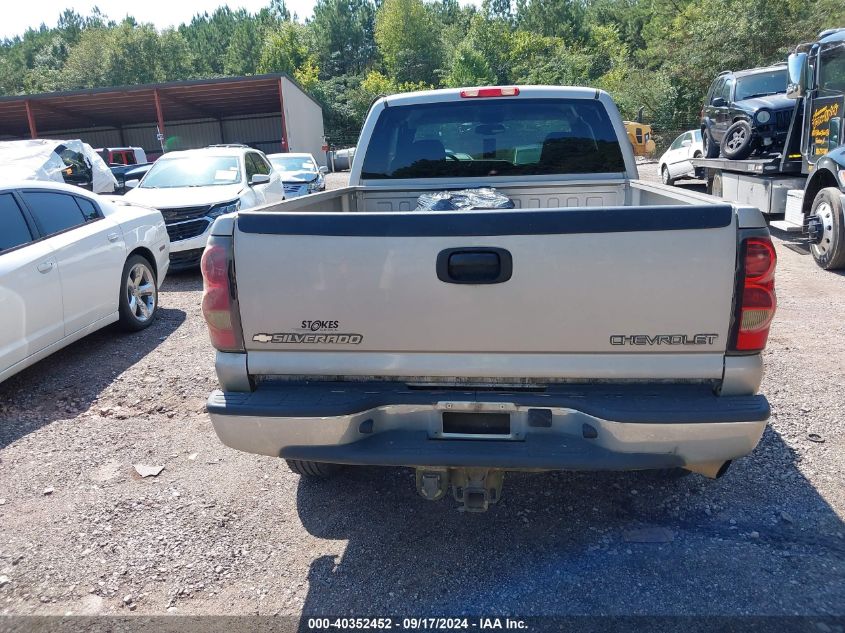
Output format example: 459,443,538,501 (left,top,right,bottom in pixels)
1,0,844,146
